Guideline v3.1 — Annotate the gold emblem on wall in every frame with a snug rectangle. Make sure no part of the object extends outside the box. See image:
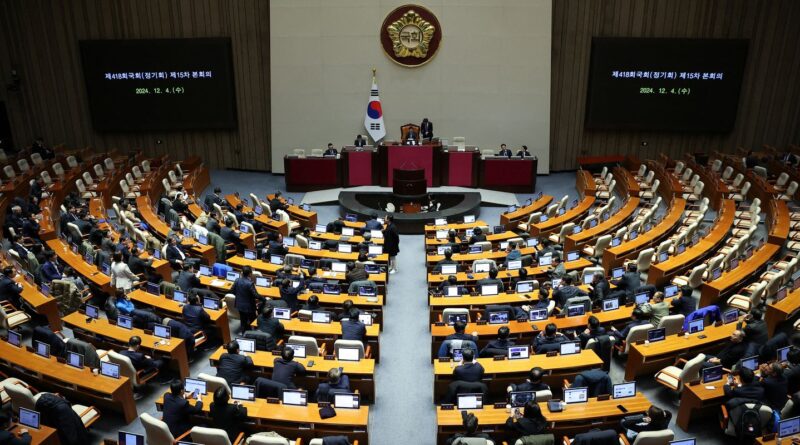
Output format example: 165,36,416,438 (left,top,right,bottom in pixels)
380,5,442,67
